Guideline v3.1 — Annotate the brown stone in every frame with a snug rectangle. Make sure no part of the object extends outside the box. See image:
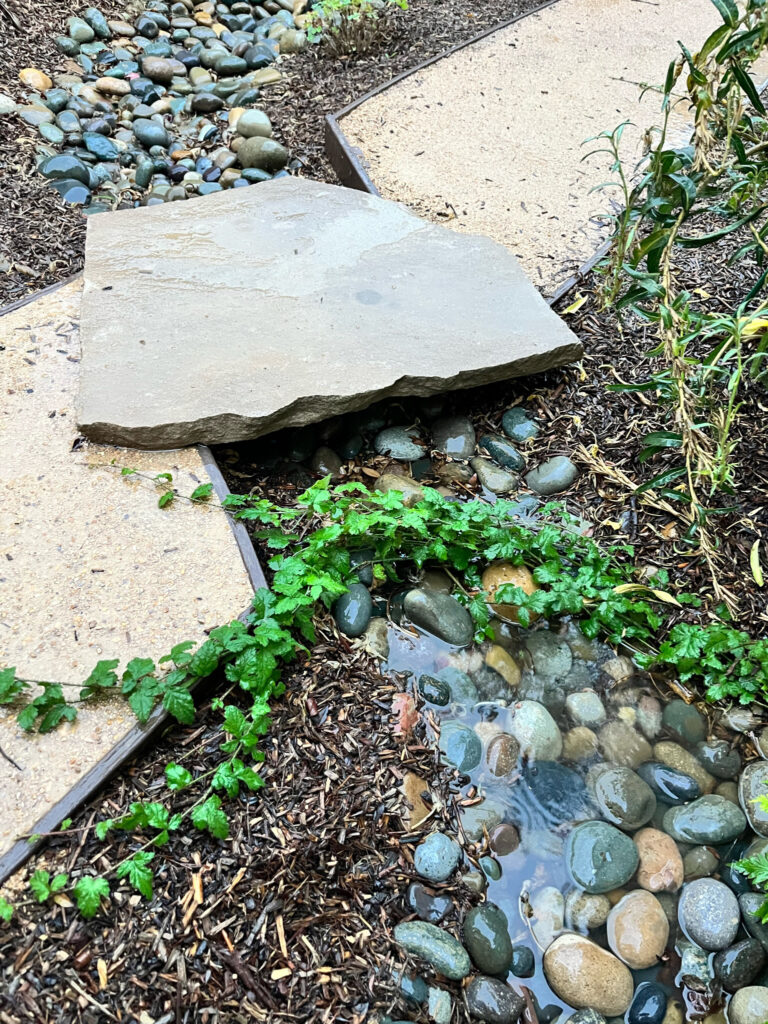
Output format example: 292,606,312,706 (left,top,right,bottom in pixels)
486,734,520,778
634,827,684,893
19,67,53,91
543,934,634,1016
94,76,131,96
606,890,669,969
481,563,539,623
490,823,520,856
654,740,715,794
598,720,652,769
485,645,521,688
